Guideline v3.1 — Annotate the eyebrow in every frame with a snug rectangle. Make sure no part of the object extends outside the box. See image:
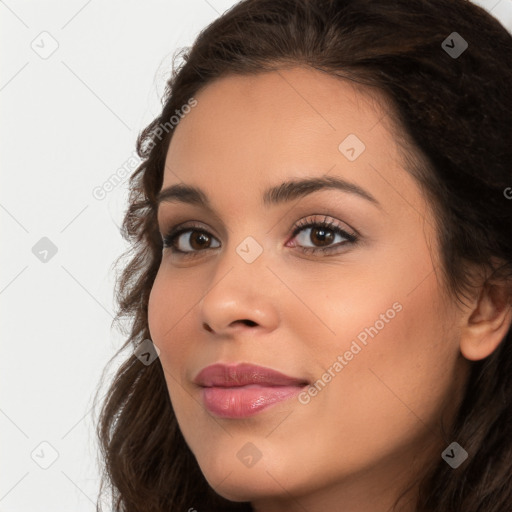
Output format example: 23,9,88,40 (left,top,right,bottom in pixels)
156,175,381,210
